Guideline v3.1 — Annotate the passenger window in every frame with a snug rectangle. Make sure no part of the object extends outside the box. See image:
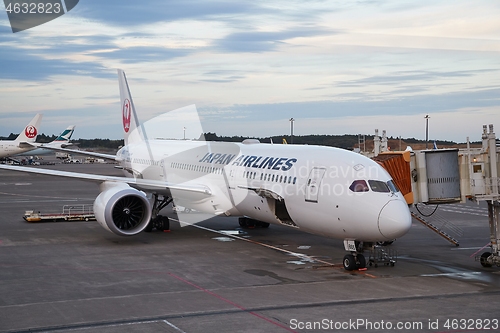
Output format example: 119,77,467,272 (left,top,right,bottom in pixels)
368,180,390,193
349,180,369,192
